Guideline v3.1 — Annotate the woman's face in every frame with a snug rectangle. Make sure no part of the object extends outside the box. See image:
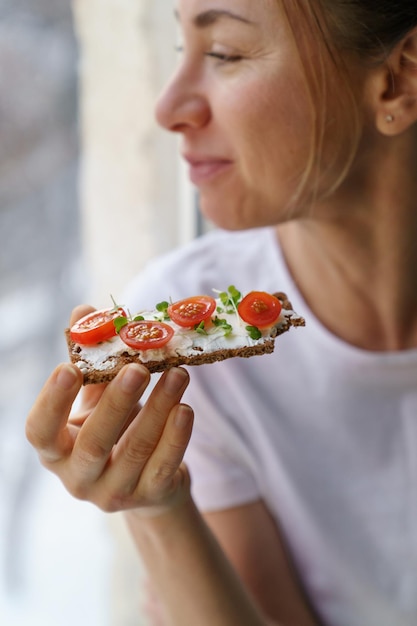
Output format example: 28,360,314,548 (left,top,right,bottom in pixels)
155,0,320,230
